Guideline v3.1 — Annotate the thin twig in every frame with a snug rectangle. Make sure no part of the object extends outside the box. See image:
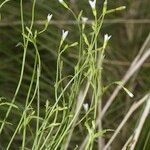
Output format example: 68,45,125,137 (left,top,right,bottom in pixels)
68,54,150,67
103,94,149,150
129,95,150,150
122,135,133,150
1,19,150,27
